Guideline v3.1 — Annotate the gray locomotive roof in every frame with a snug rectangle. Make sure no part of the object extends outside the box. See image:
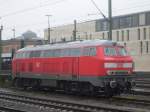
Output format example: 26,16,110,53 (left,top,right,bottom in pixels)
18,39,117,52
